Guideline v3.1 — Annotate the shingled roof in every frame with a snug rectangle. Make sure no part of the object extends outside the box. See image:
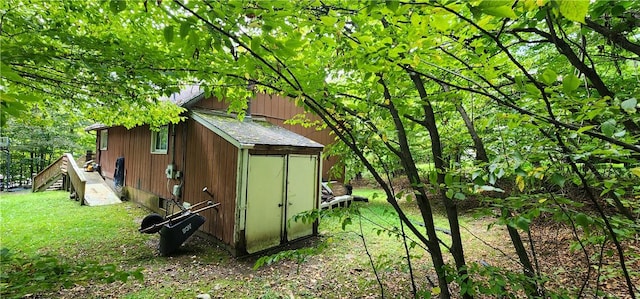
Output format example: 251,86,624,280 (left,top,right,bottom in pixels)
158,85,204,107
190,109,324,149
